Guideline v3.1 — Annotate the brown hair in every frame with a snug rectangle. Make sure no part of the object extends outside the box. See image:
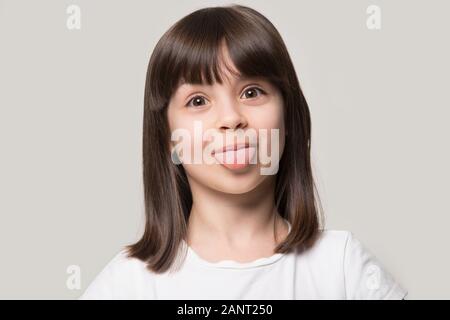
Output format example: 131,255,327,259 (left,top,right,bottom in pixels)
126,4,324,273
